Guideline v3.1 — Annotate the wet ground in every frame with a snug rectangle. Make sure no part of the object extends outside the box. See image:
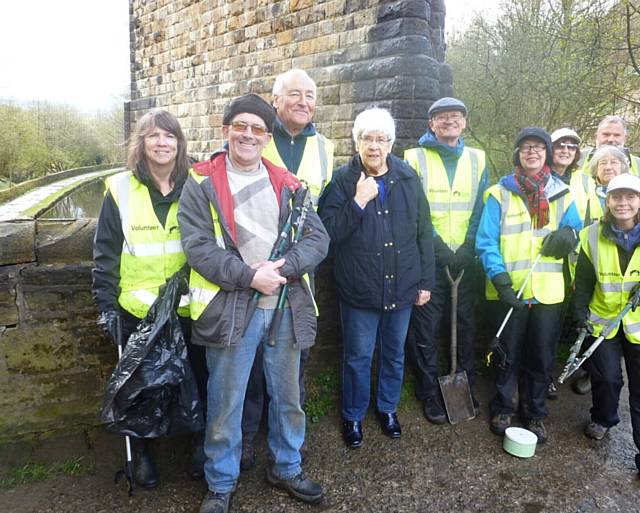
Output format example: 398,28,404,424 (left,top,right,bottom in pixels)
1,370,639,513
